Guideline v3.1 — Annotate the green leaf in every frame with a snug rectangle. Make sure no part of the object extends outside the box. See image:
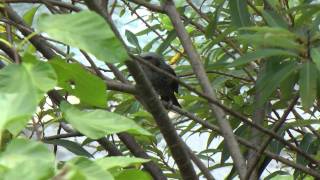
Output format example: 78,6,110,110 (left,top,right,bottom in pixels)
156,30,176,54
49,58,107,108
227,49,297,67
136,24,161,36
268,129,285,155
0,65,37,130
0,139,54,180
0,54,57,94
239,27,297,37
264,171,290,180
284,119,320,129
229,0,251,27
238,34,303,51
125,30,141,52
63,157,114,180
257,61,297,106
261,10,288,28
270,175,294,180
115,169,152,180
61,102,151,139
296,133,318,166
280,71,298,100
23,6,39,26
23,54,57,93
96,157,149,170
299,62,317,110
44,139,93,158
311,48,320,71
143,37,160,52
38,11,128,63
158,14,173,31
0,54,57,135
